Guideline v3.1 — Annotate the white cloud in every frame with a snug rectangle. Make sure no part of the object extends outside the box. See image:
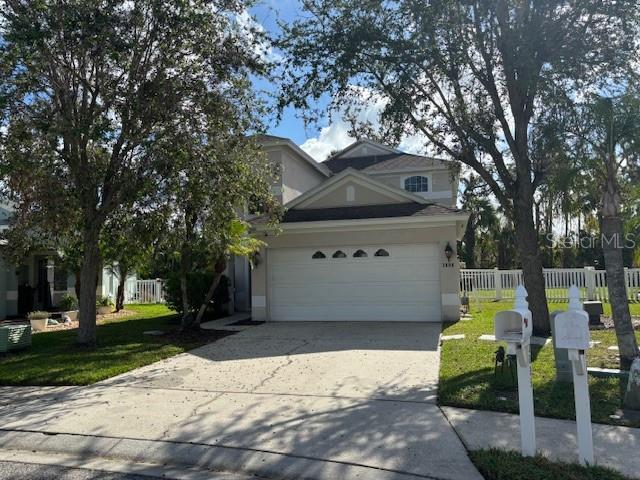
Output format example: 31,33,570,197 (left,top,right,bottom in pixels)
300,121,355,161
299,86,432,161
